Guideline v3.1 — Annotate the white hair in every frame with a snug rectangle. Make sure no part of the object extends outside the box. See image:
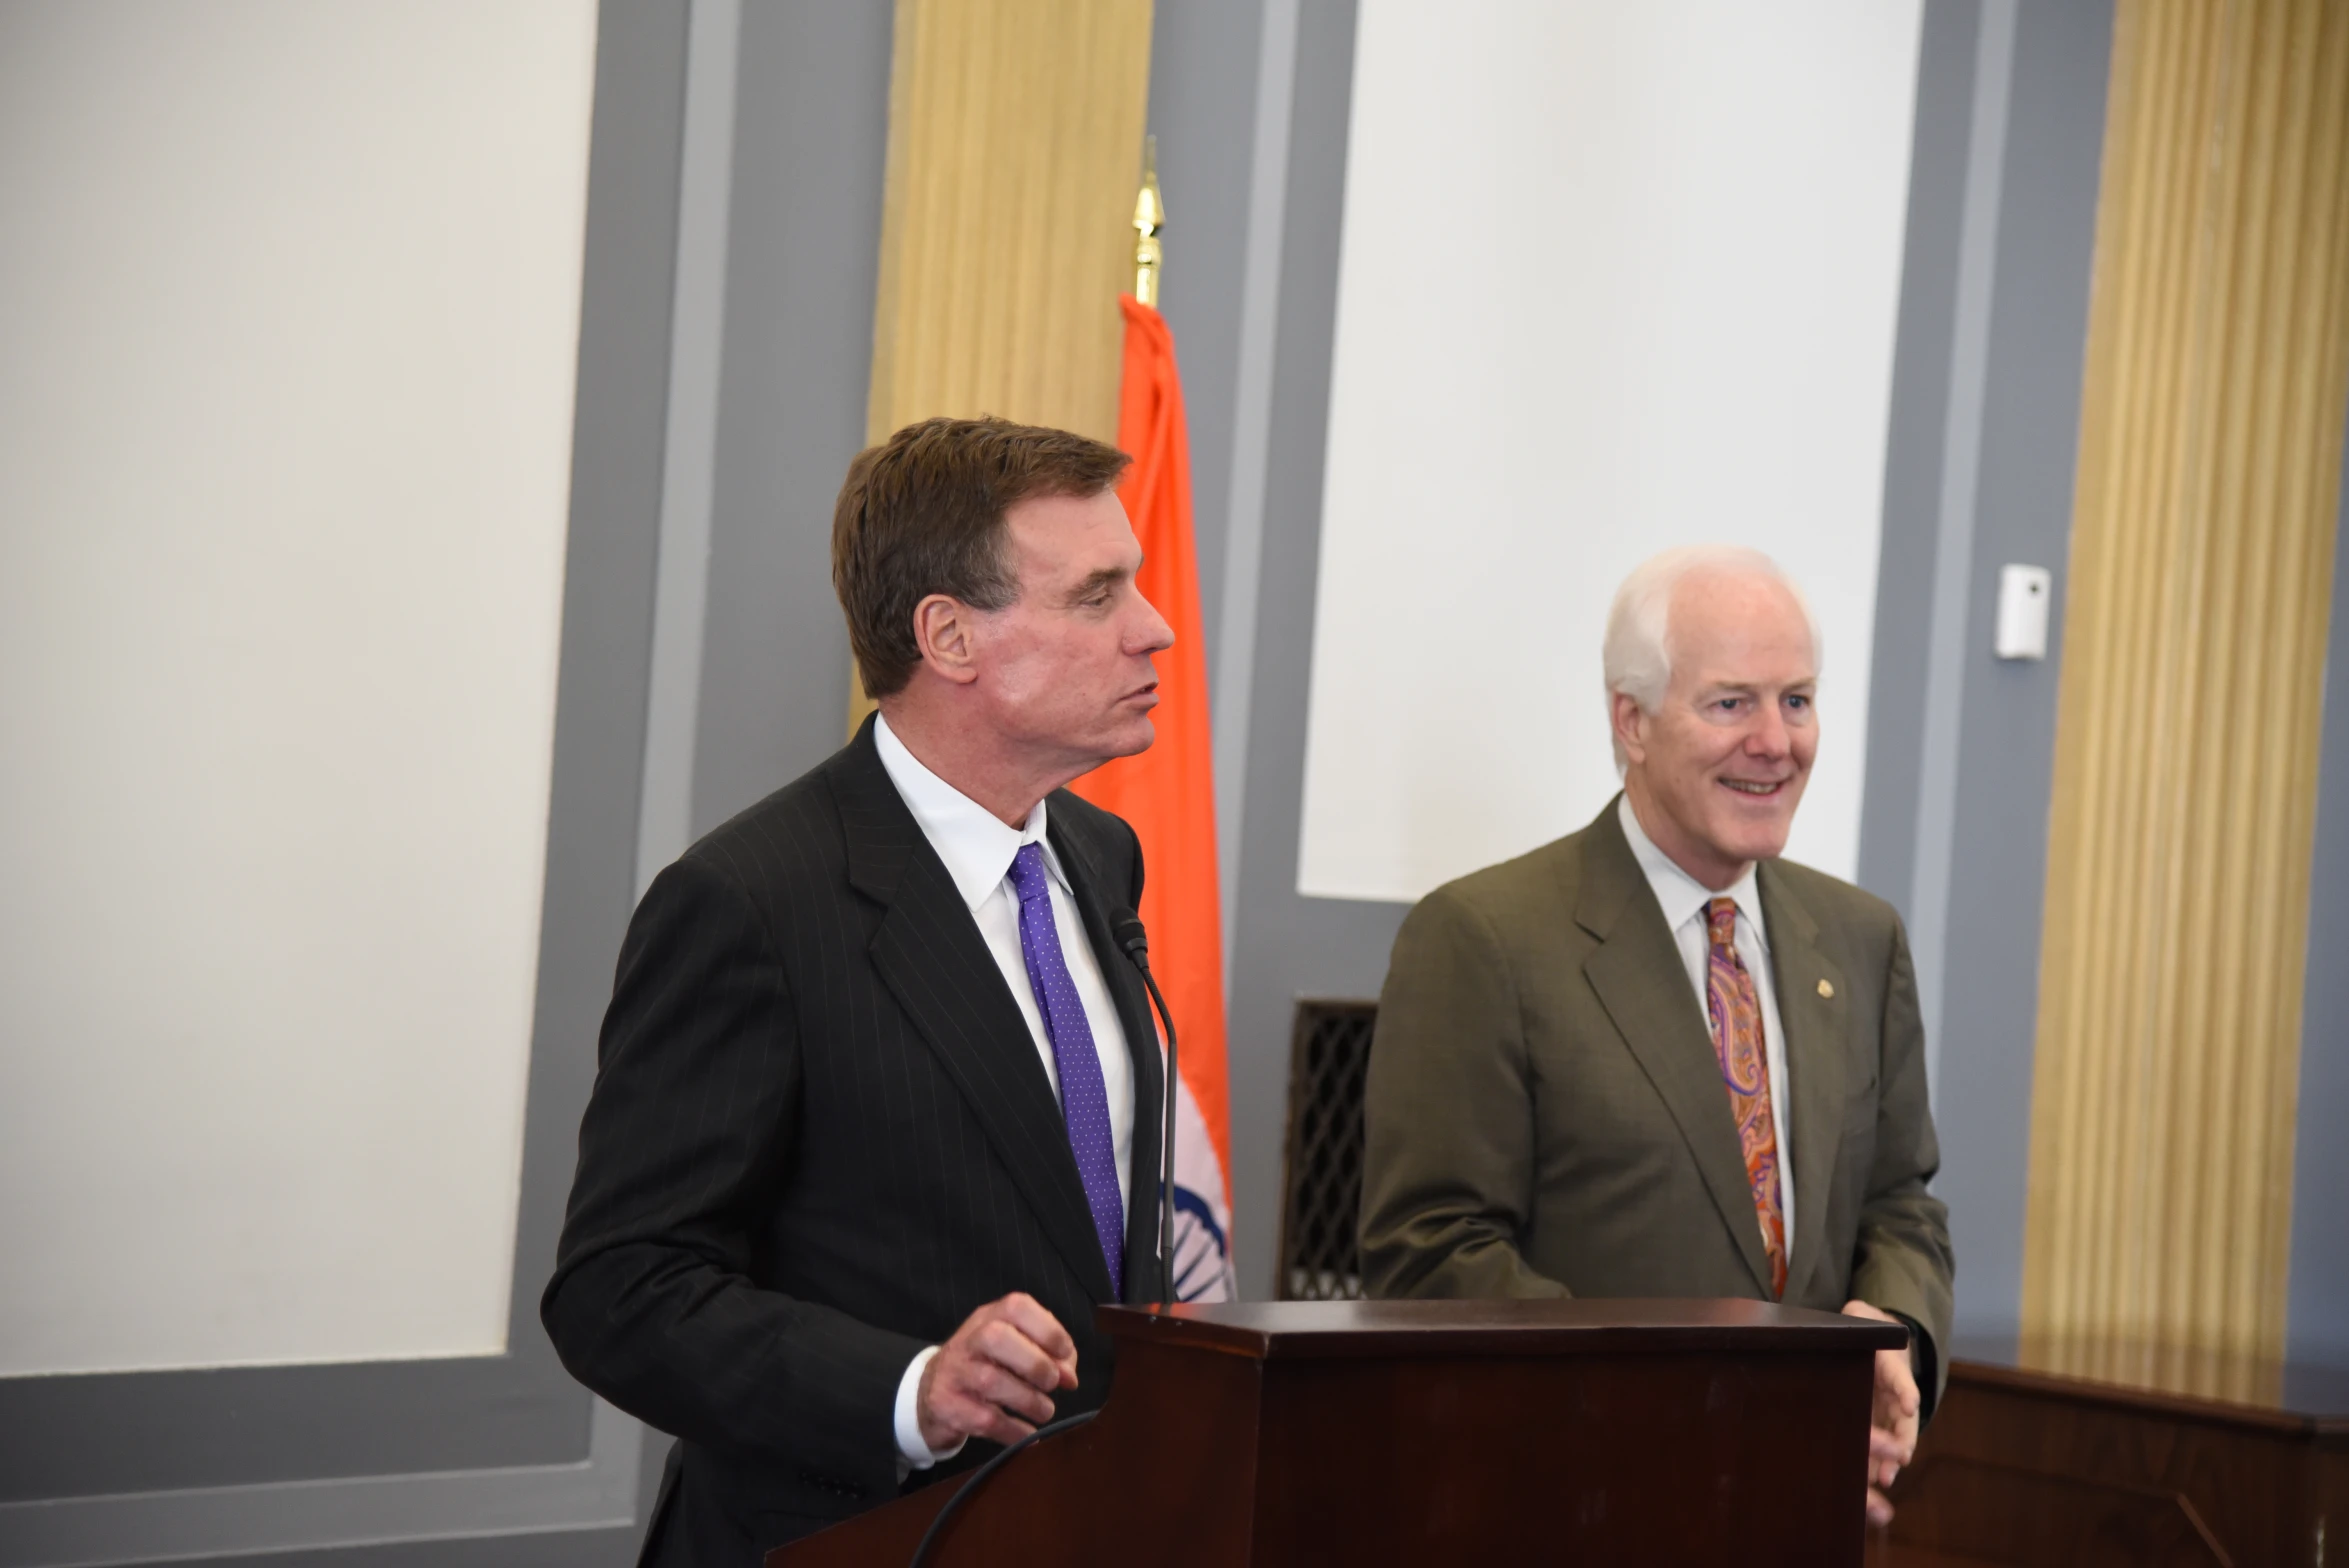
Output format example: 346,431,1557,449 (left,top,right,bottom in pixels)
1602,544,1823,768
